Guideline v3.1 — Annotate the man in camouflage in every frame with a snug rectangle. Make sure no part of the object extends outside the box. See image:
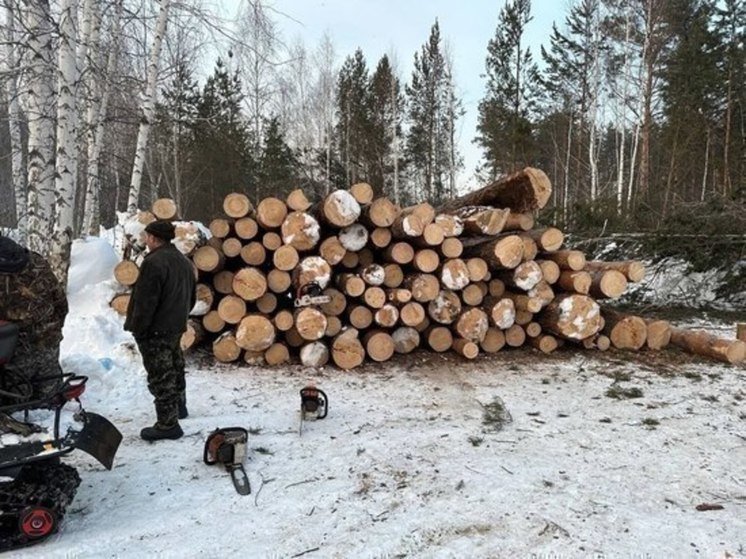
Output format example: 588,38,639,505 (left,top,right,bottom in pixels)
124,221,195,441
0,235,68,435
